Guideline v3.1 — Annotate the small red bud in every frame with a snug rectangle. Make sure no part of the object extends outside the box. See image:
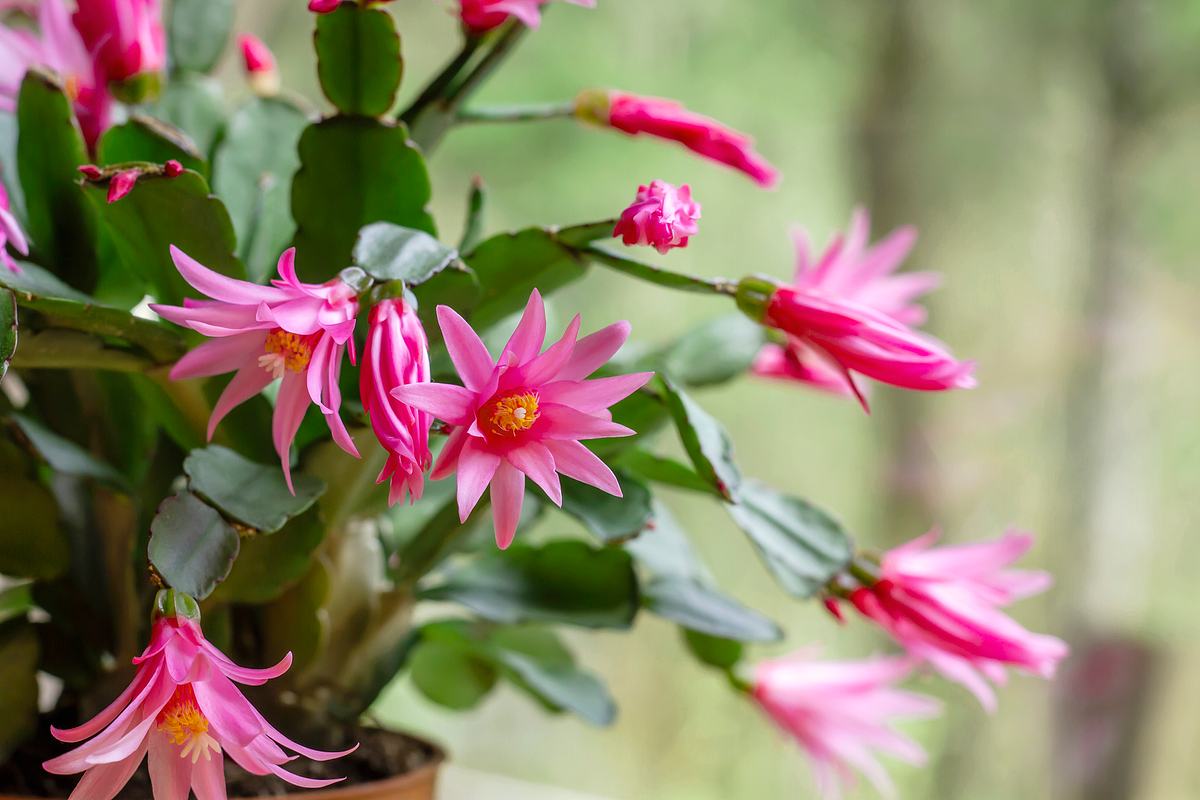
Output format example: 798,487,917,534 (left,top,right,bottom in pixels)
822,596,846,624
163,160,184,178
107,170,139,204
78,164,103,180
